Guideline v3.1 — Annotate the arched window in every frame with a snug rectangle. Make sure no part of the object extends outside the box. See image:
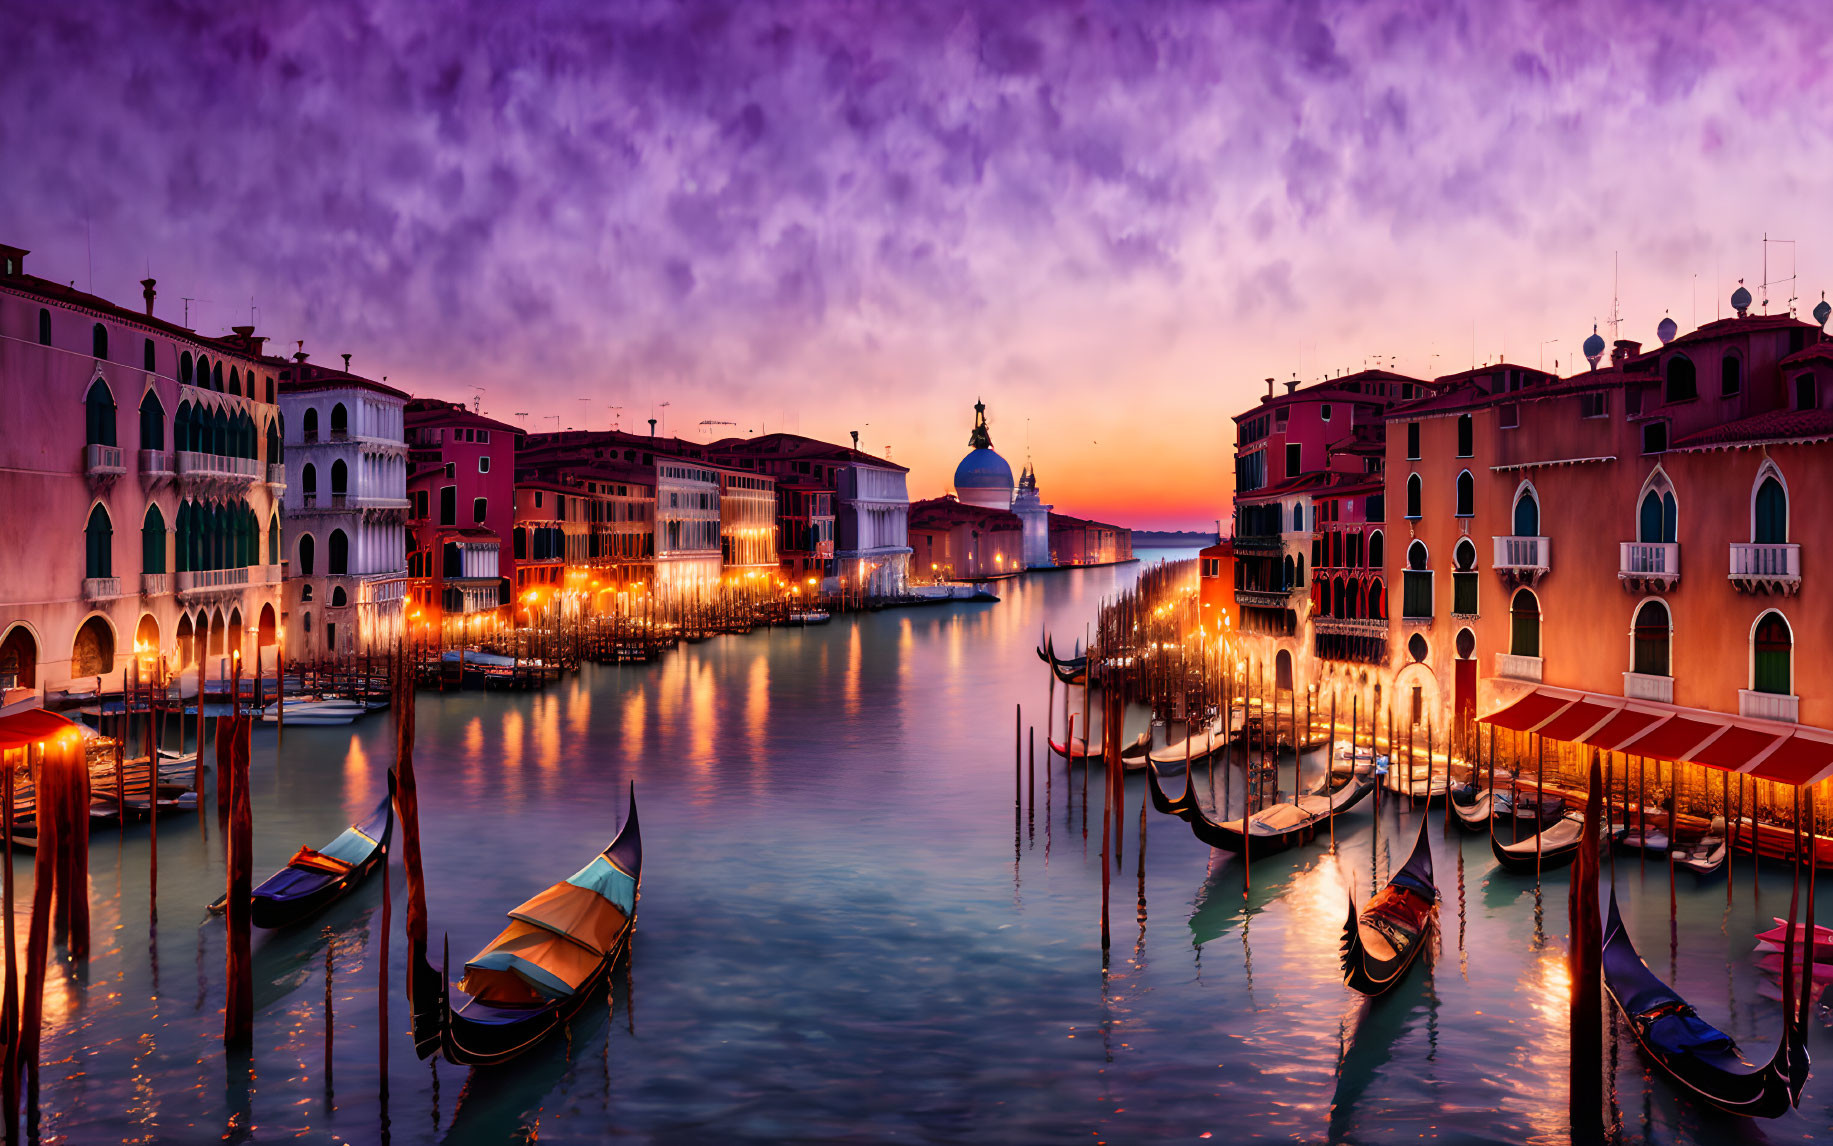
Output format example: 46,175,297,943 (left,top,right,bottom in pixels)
180,351,194,385
330,586,349,607
1795,373,1817,411
1456,414,1473,458
330,403,349,437
1452,537,1478,614
138,391,165,450
143,339,156,372
1512,486,1540,536
1370,578,1387,620
0,625,38,689
301,462,317,497
268,513,280,565
175,402,193,452
91,323,109,360
85,504,113,577
84,379,117,446
1408,540,1429,571
1509,589,1540,657
331,458,348,496
1754,473,1787,543
1282,554,1295,589
1664,354,1696,402
1368,530,1384,570
265,419,281,463
71,617,115,678
196,355,210,391
329,528,349,575
1405,473,1421,519
1638,487,1677,543
1331,575,1346,618
228,367,241,397
36,309,50,346
142,505,166,574
1753,612,1792,695
212,361,223,392
304,408,319,442
298,533,316,577
1455,469,1475,516
1721,354,1742,397
1402,541,1431,619
1632,600,1671,677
